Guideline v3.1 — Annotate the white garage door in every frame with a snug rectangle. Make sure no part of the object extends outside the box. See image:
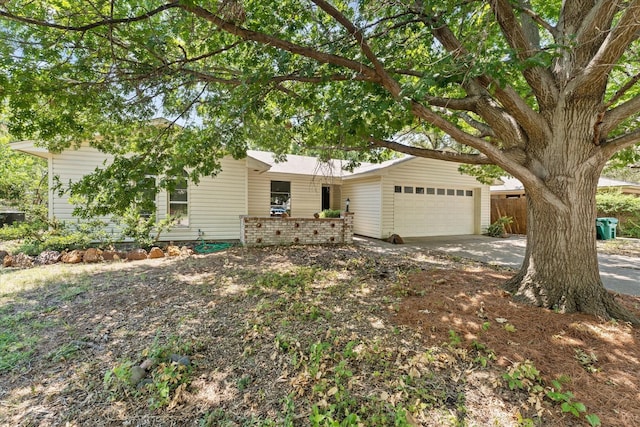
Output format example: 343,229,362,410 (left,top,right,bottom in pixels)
393,185,476,237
